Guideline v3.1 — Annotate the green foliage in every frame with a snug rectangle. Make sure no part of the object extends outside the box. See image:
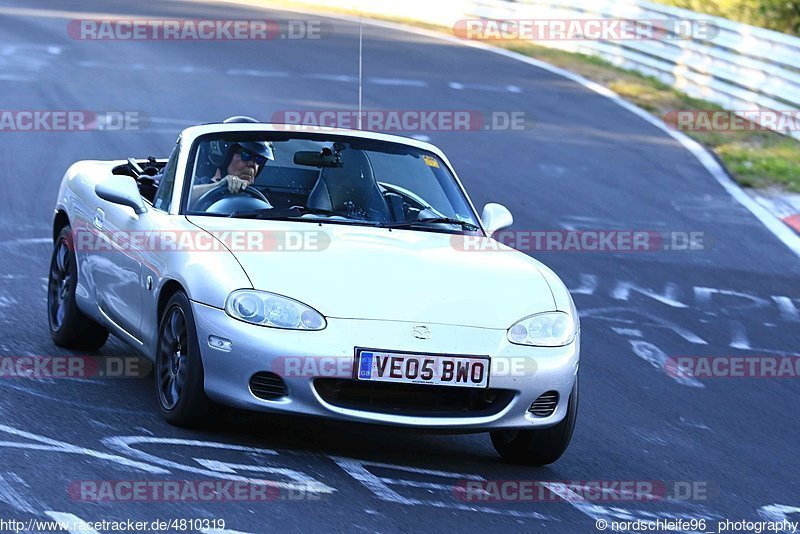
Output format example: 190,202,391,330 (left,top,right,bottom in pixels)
655,0,800,35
